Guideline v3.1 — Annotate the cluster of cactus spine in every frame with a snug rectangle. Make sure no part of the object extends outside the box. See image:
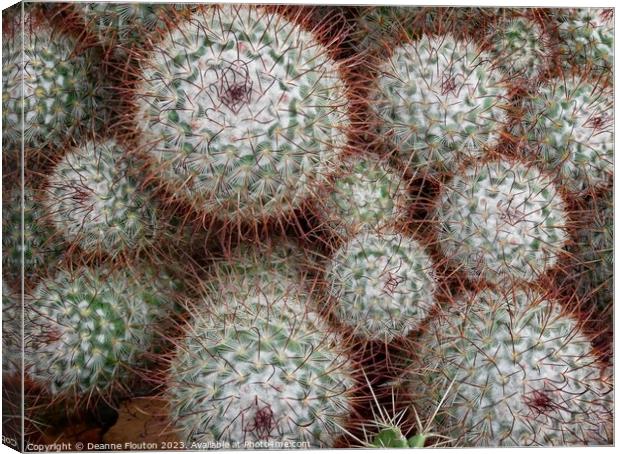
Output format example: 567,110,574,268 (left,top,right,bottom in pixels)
519,76,613,193
321,157,410,236
371,34,507,174
411,287,613,446
1,5,104,150
436,158,569,285
169,246,354,447
44,140,158,257
24,266,174,399
133,4,350,223
324,230,436,341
